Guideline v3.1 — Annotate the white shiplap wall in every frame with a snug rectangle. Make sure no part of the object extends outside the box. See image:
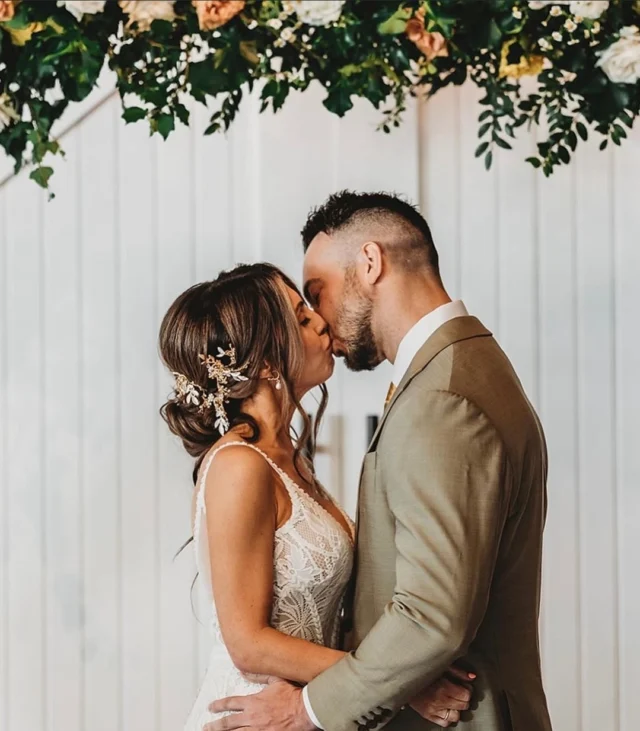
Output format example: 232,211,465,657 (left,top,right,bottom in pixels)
1,81,638,731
